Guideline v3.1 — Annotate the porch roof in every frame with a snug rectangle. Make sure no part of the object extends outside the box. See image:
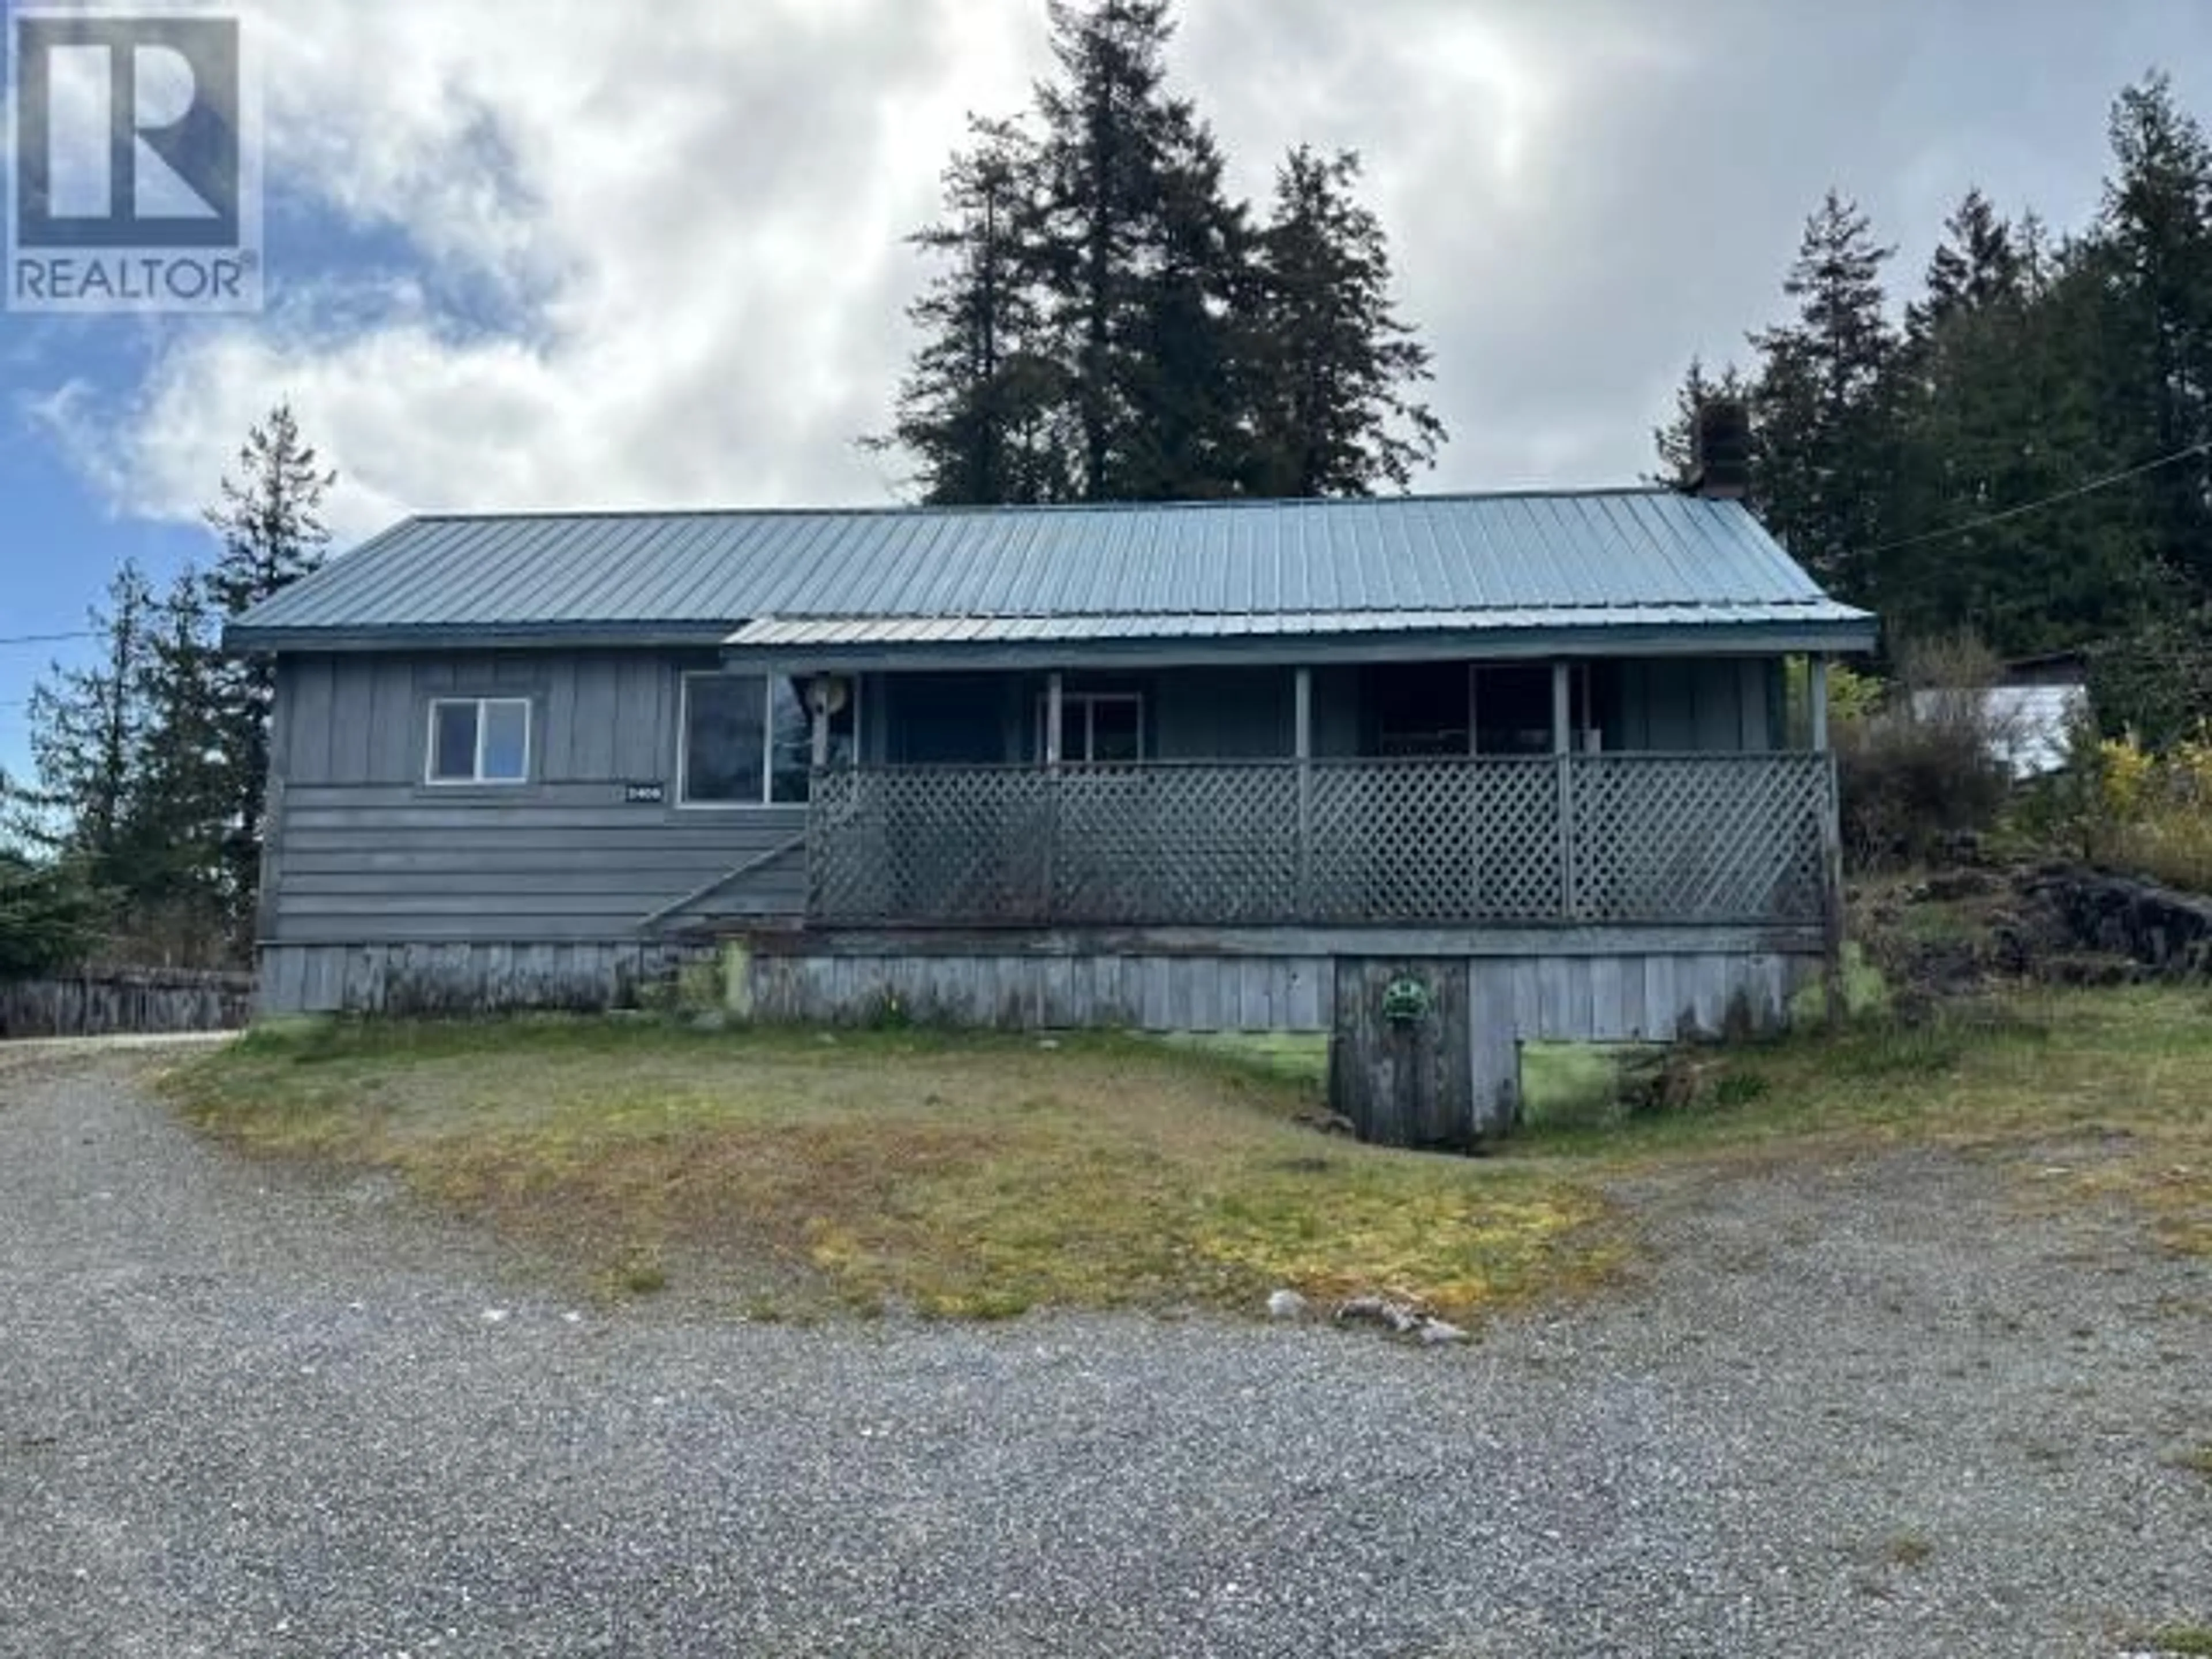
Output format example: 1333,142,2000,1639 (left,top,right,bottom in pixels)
226,487,1875,657
721,601,1870,671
